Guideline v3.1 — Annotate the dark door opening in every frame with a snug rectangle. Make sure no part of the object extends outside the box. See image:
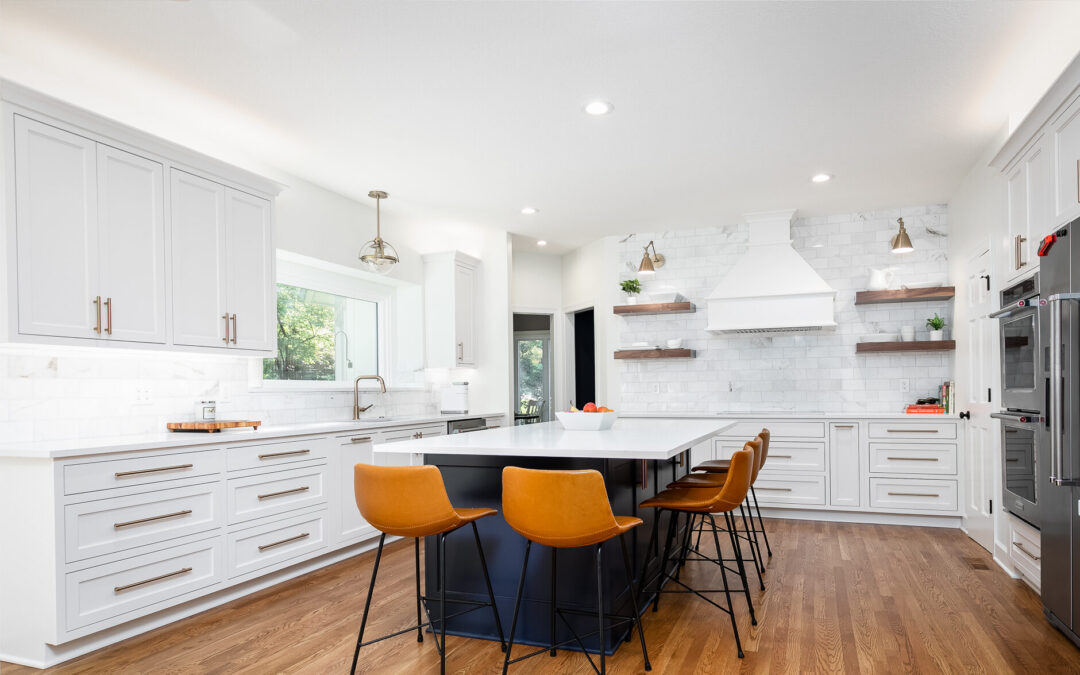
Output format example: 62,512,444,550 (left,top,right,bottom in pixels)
573,308,595,407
